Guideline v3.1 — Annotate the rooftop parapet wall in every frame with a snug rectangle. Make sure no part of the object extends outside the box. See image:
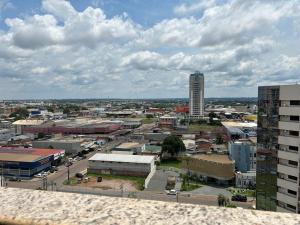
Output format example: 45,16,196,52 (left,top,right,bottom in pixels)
0,187,300,225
